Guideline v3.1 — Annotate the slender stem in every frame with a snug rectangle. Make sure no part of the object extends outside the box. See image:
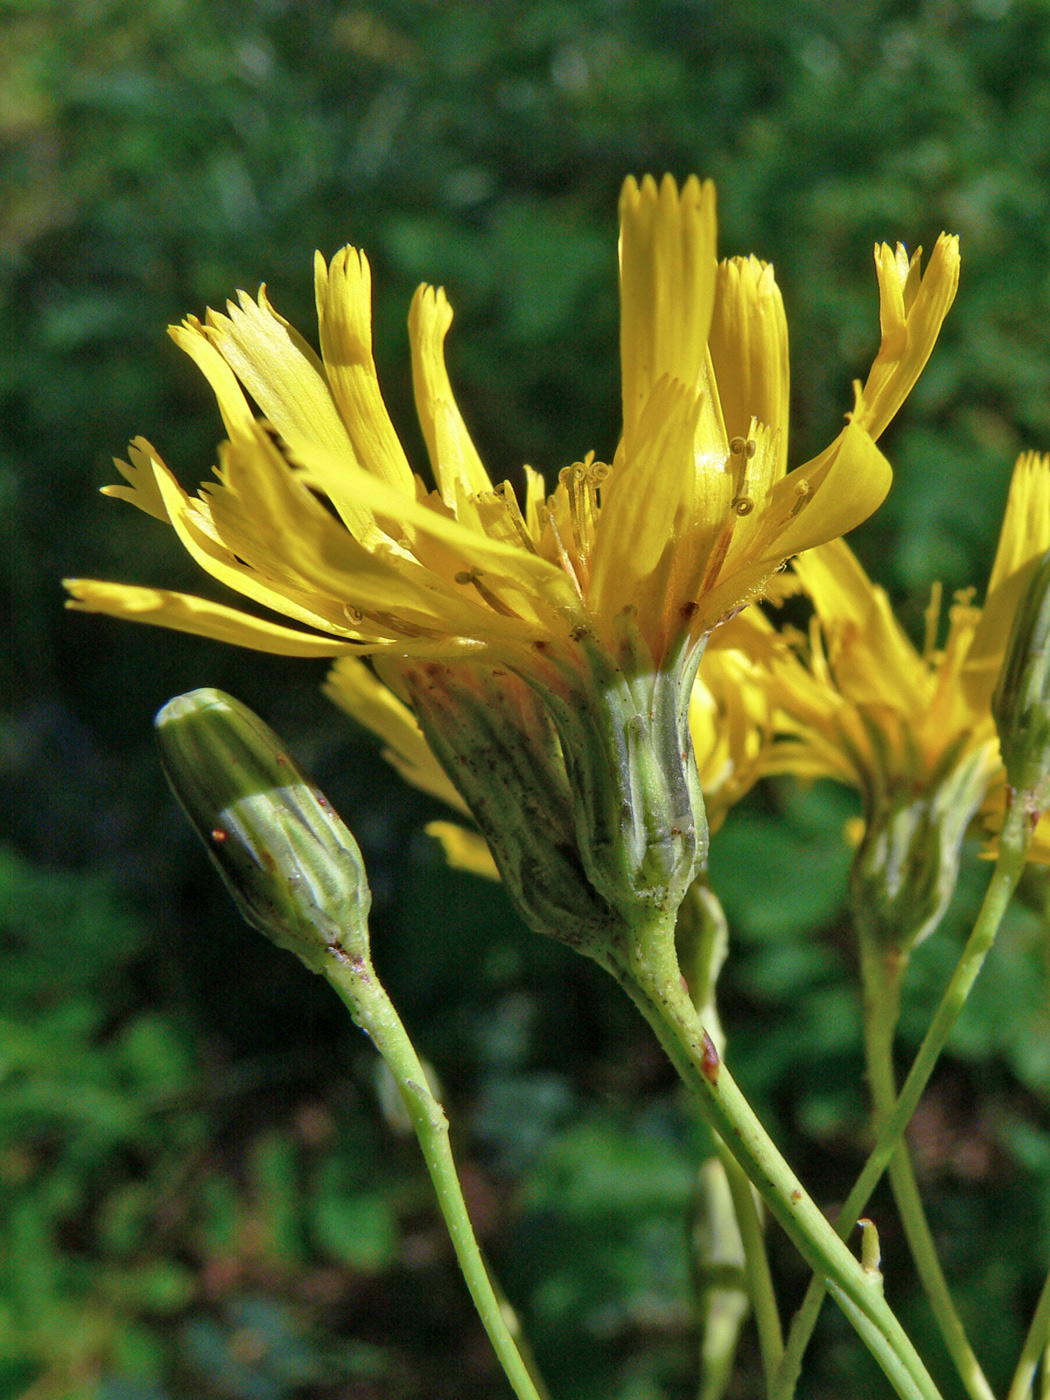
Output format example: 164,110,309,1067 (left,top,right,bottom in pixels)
323,953,549,1400
860,940,994,1400
693,1155,751,1400
1008,1258,1050,1400
607,938,944,1400
680,881,783,1395
716,1138,784,1393
774,796,1033,1400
